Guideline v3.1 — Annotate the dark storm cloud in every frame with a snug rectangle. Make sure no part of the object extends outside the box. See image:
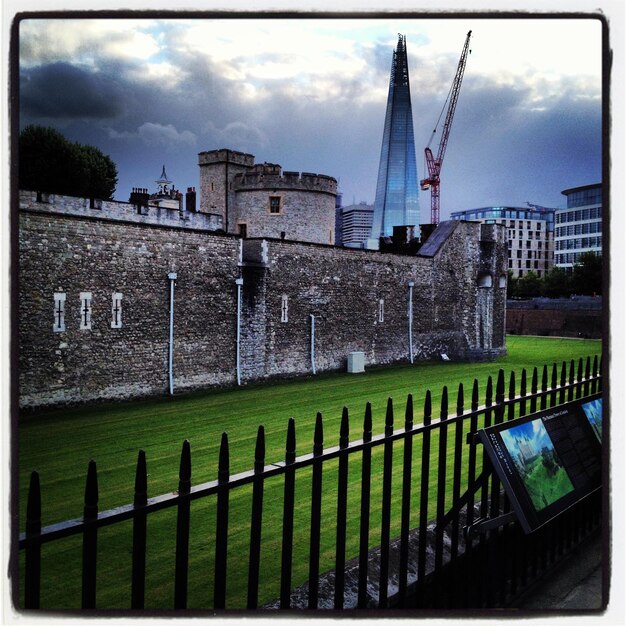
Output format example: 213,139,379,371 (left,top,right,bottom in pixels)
20,63,125,120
